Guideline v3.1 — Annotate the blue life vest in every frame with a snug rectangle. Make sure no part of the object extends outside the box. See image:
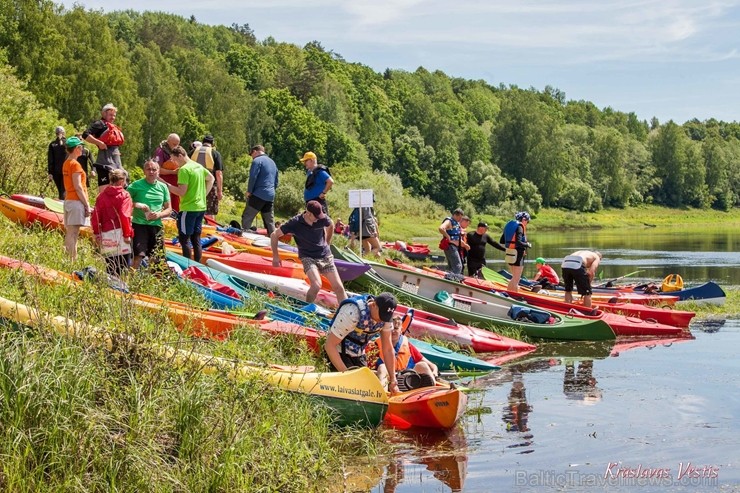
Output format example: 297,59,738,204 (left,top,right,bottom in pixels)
443,216,462,242
329,295,385,356
502,219,526,249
